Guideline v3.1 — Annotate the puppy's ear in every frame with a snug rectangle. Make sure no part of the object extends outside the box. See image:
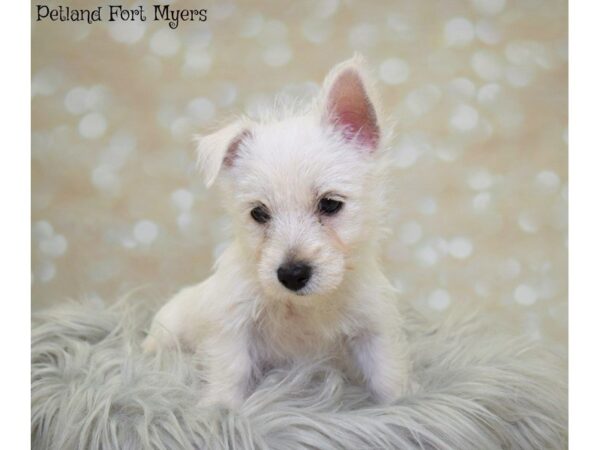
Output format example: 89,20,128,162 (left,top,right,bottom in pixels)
320,55,380,152
195,120,252,187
